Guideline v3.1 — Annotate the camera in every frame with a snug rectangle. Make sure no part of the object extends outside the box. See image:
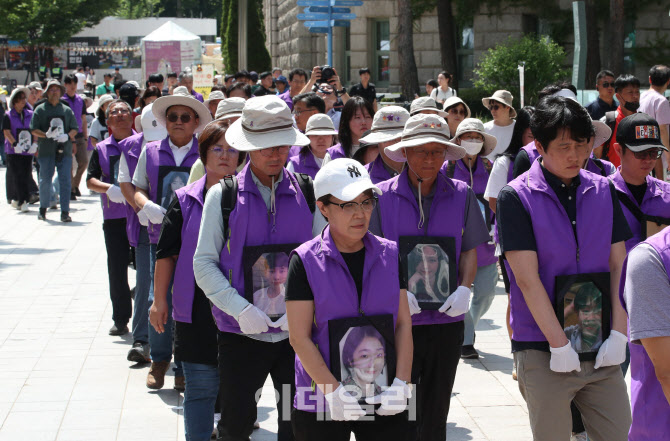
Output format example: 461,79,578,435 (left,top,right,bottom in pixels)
317,65,335,85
